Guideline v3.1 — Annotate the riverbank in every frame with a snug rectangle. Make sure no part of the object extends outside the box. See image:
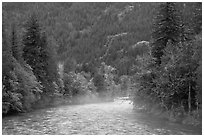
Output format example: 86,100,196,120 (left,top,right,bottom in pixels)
2,94,114,116
133,103,202,127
